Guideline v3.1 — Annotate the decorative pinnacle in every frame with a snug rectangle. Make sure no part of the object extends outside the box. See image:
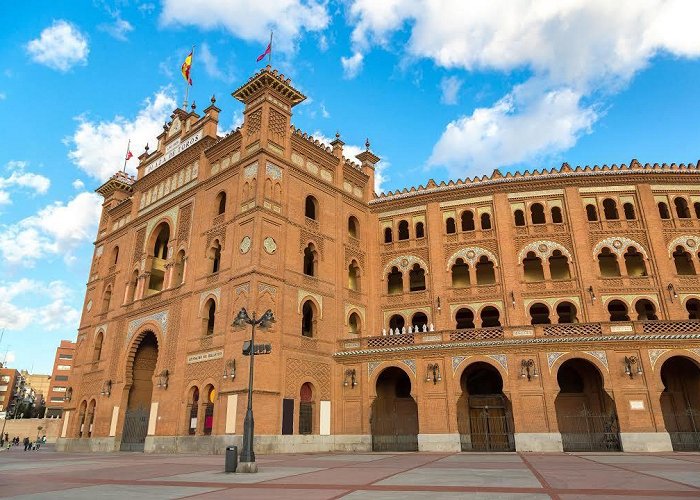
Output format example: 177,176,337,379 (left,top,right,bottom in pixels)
191,101,196,111
163,121,168,131
365,138,370,151
210,94,216,104
335,131,340,139
144,143,150,152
